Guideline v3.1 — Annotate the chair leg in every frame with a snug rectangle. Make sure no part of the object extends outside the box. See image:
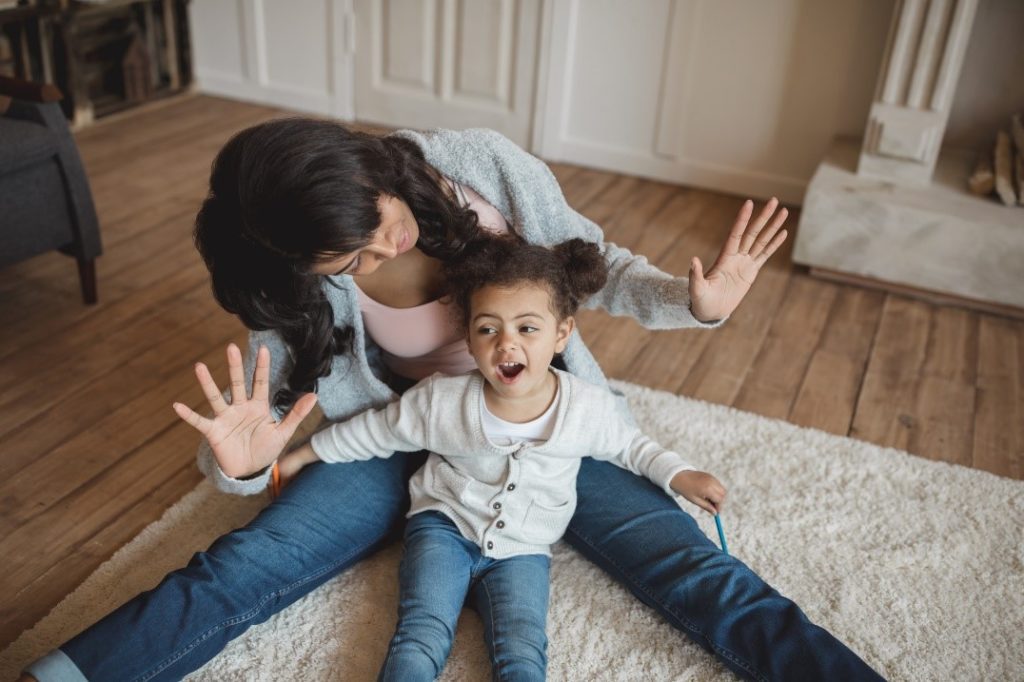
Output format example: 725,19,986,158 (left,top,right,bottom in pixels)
77,257,98,304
